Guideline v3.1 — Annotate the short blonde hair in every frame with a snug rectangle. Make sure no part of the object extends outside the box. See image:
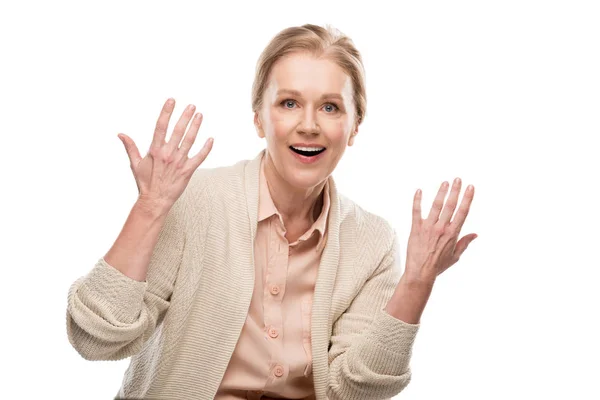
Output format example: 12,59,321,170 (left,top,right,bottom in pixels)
251,24,367,126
